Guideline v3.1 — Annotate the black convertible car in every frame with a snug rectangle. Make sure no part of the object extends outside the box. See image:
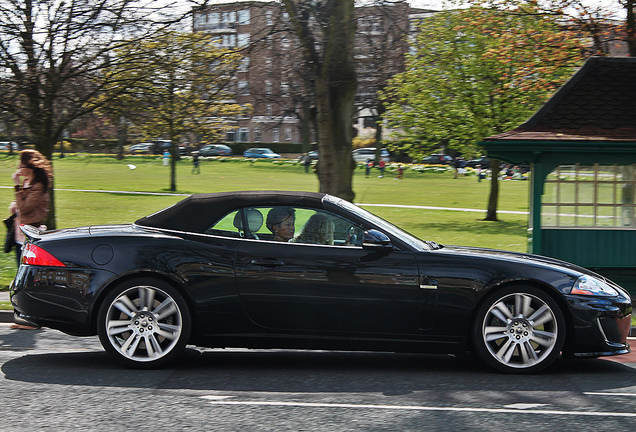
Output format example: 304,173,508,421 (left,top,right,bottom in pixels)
11,191,632,373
